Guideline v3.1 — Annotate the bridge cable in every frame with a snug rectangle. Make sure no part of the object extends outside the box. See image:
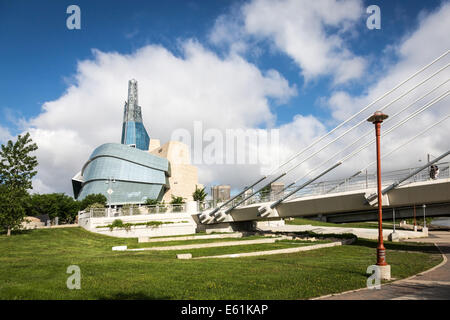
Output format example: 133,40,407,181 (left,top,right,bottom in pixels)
223,69,450,213
268,90,450,208
203,50,450,219
326,114,450,194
